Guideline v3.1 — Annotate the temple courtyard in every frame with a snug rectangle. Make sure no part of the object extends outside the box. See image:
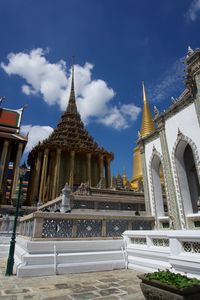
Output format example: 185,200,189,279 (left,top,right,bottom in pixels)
0,258,144,300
